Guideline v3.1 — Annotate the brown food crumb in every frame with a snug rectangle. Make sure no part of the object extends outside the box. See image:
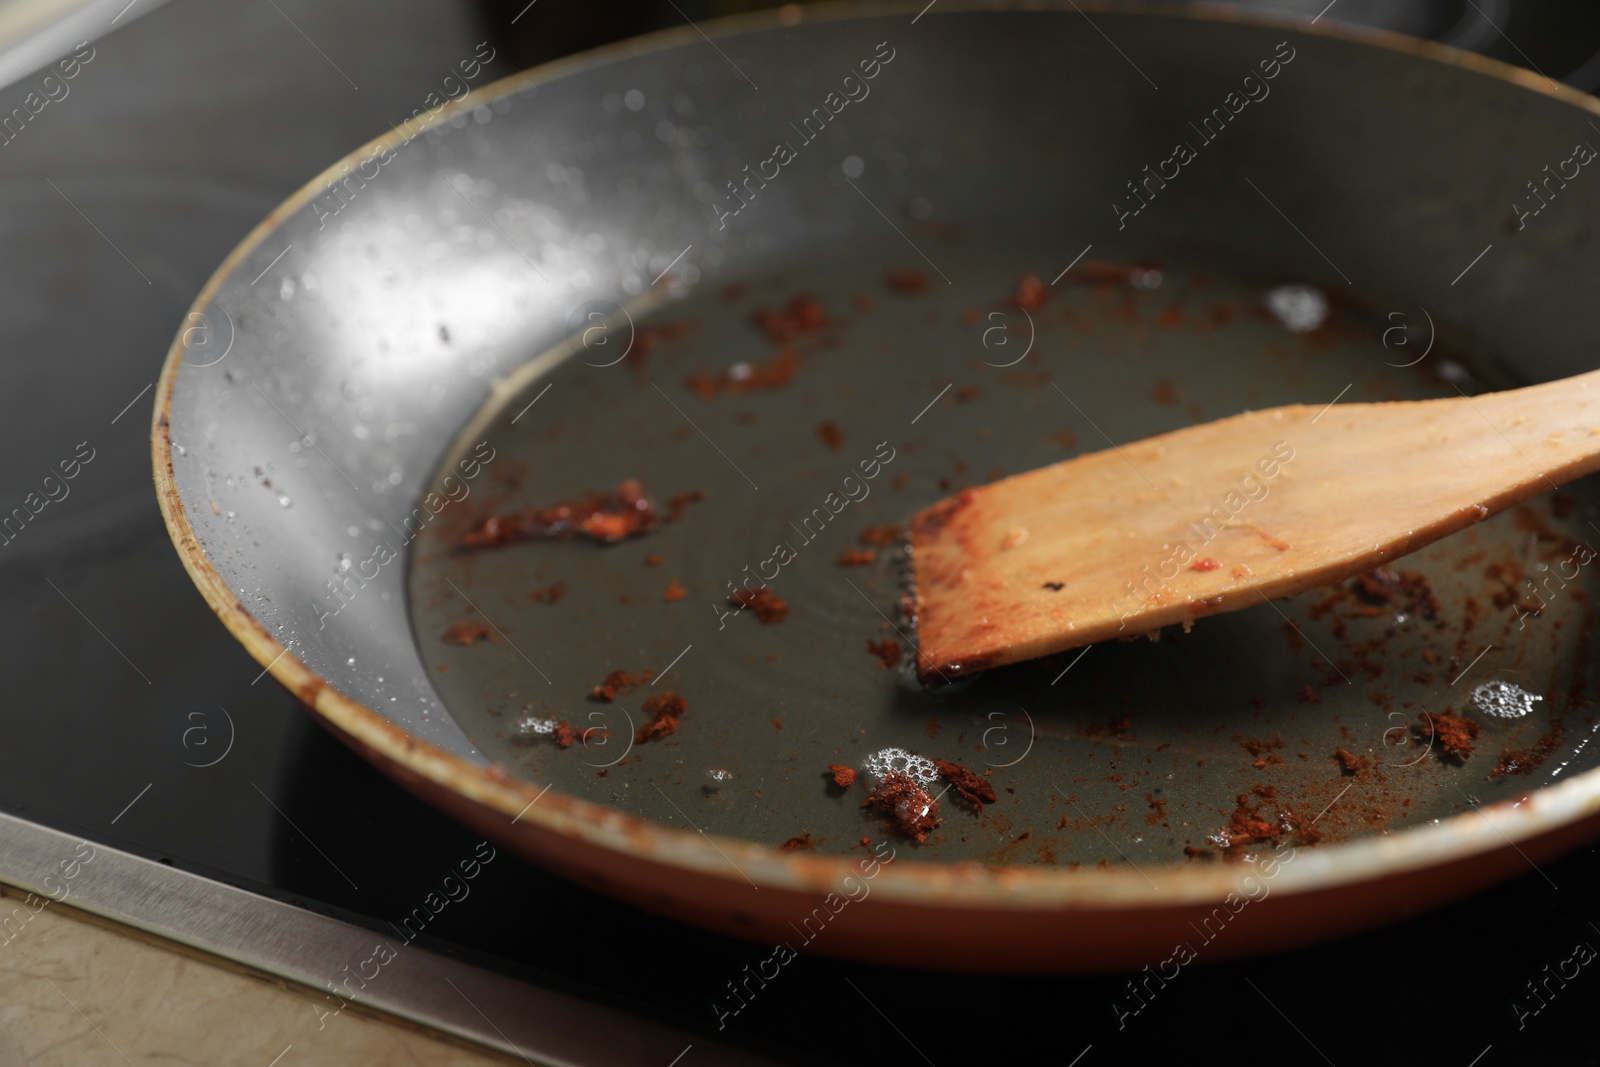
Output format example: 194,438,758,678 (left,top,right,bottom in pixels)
866,638,902,669
883,268,929,294
930,758,996,806
635,692,686,743
442,623,496,646
644,554,663,567
665,489,706,522
1184,845,1209,859
685,351,797,399
1049,429,1080,450
1153,378,1180,404
1354,567,1440,620
1012,274,1048,311
1417,710,1479,759
1221,794,1278,849
458,480,662,550
663,579,688,602
859,524,903,547
1236,735,1284,769
864,771,940,841
772,718,783,731
1191,558,1219,572
1281,810,1323,846
1061,259,1161,286
529,581,567,603
1492,726,1567,777
959,306,981,327
590,669,652,702
750,295,826,344
728,587,789,623
835,549,876,566
816,420,844,450
628,320,694,367
551,720,580,749
780,832,818,852
828,764,858,789
1333,747,1368,776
